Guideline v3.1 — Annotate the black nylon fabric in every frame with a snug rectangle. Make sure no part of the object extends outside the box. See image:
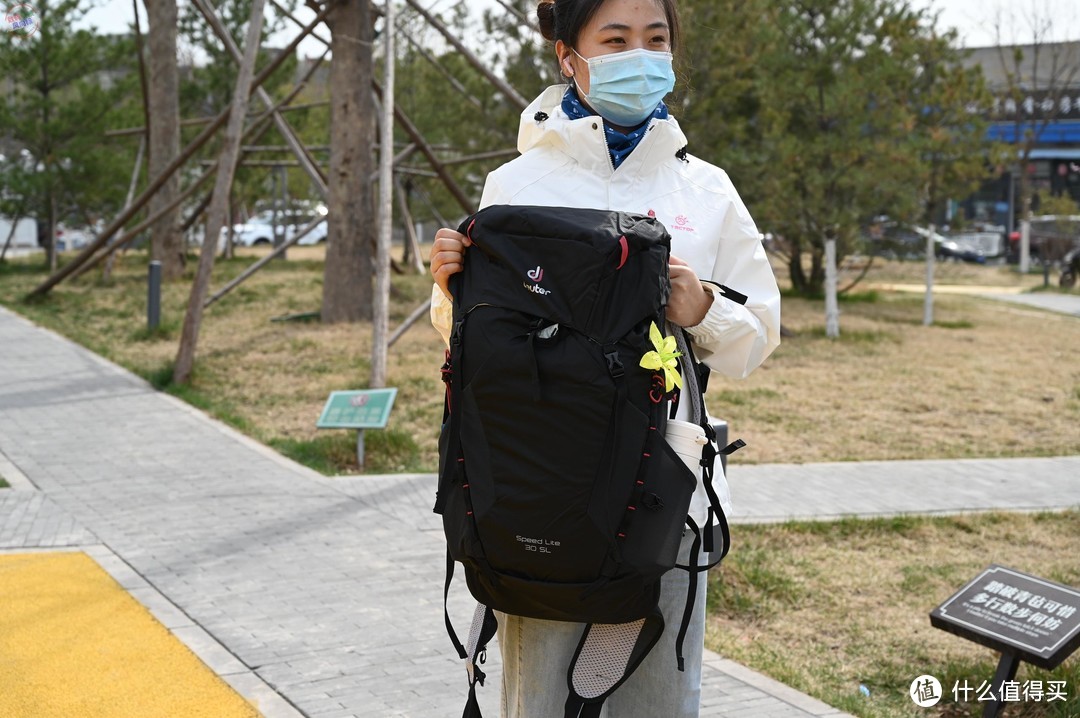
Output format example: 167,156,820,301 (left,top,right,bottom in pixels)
457,205,671,343
438,205,688,624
